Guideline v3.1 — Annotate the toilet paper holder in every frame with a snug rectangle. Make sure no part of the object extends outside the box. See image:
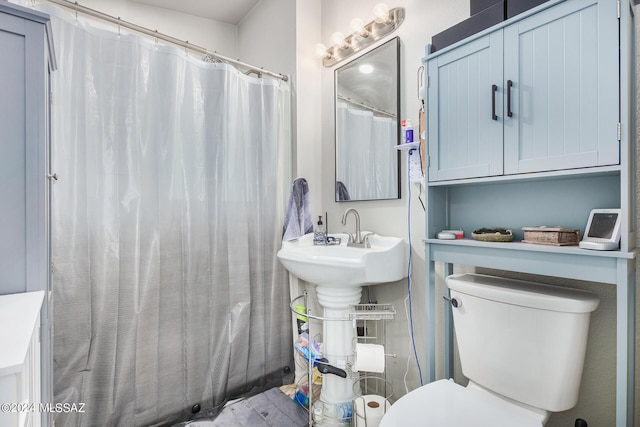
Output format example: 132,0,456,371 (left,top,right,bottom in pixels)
353,394,391,427
351,338,397,358
352,376,394,427
349,341,397,374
